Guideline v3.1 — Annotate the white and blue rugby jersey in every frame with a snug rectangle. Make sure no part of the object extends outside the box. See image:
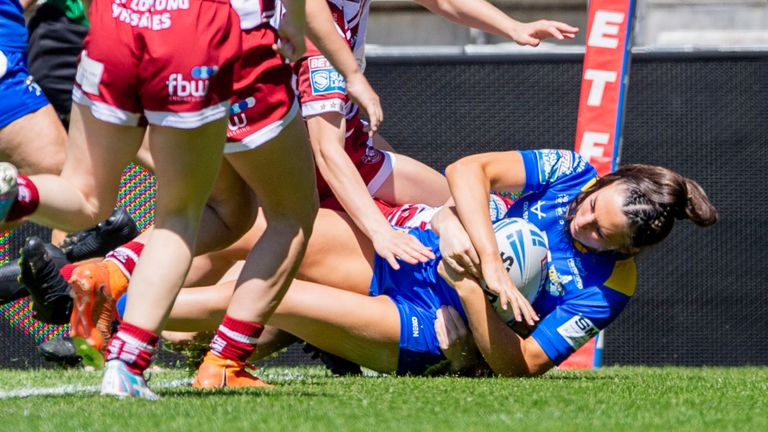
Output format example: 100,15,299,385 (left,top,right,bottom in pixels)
501,150,637,364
